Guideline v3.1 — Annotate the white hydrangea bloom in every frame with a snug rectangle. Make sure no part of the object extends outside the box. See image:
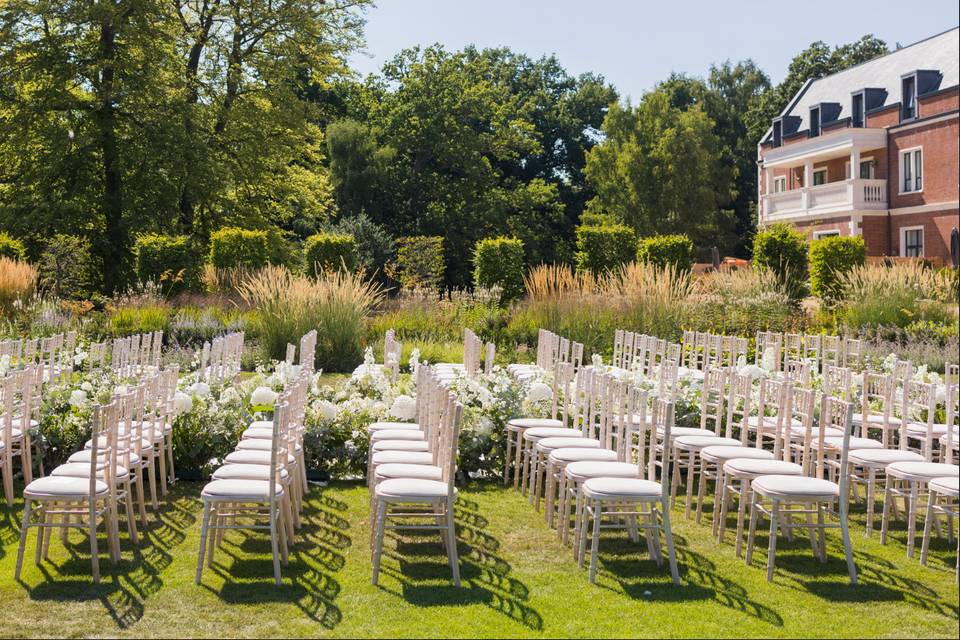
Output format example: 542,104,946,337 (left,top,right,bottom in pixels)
173,391,193,415
190,381,211,398
526,382,552,404
317,400,338,421
388,395,417,421
68,389,88,407
250,386,278,406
